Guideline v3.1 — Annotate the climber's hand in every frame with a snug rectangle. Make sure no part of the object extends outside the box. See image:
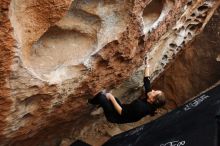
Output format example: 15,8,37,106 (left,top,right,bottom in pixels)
144,56,148,65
